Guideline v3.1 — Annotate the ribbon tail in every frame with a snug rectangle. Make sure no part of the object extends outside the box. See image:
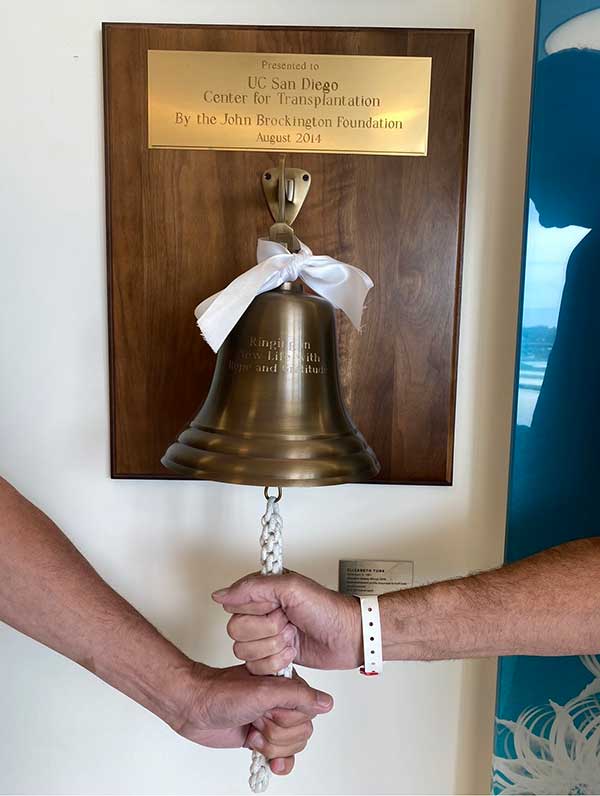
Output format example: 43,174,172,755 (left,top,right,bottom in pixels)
302,262,374,330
